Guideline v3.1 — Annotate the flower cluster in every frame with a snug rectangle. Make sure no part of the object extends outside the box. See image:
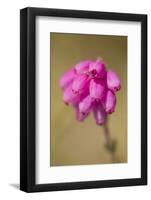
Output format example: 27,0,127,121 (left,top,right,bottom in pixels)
60,59,121,125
